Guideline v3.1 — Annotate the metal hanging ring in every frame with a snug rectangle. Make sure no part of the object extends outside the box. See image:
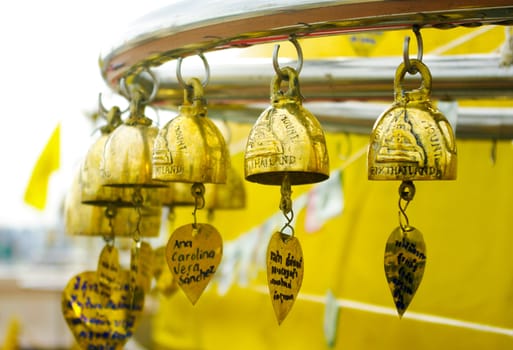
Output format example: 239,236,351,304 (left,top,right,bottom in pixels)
98,92,129,117
273,35,304,80
176,53,210,88
398,181,416,202
403,25,423,74
98,92,108,116
119,68,159,103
